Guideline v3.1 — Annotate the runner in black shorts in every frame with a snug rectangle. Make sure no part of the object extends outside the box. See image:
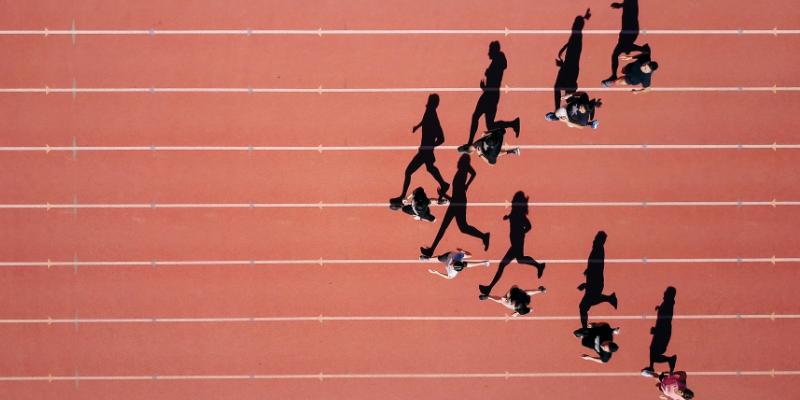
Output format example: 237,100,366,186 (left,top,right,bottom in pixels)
458,128,520,165
602,48,658,95
545,92,602,129
479,285,546,317
575,322,621,363
391,187,446,222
